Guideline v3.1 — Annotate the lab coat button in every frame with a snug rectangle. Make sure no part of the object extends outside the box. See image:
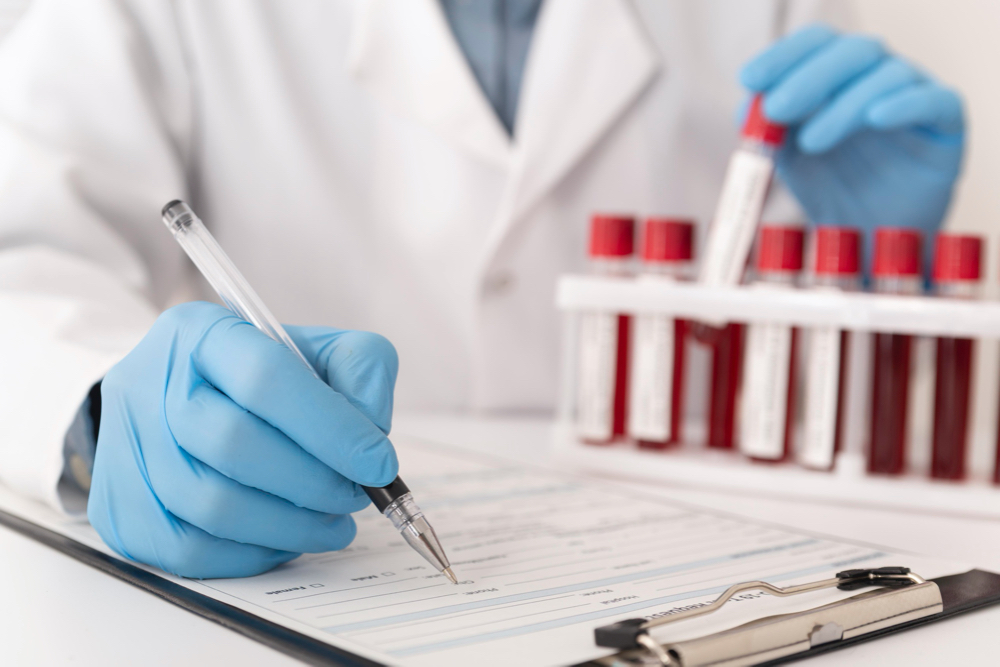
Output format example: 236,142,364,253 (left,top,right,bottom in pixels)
483,271,516,296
